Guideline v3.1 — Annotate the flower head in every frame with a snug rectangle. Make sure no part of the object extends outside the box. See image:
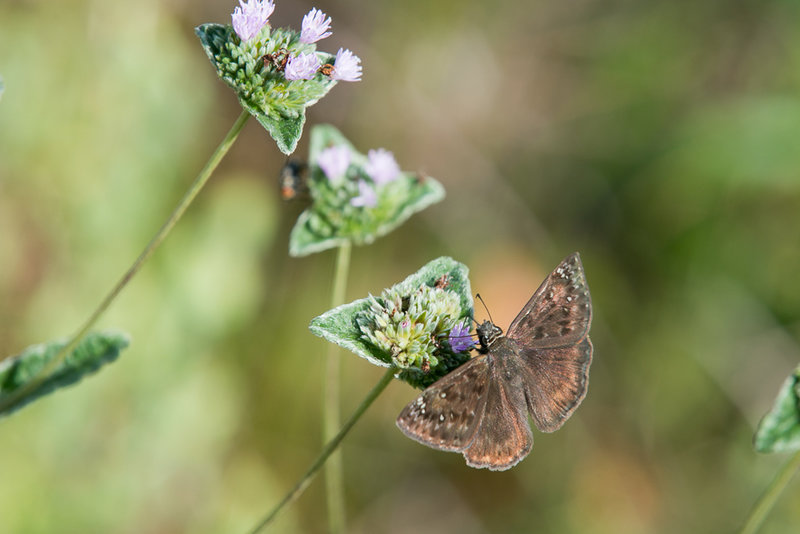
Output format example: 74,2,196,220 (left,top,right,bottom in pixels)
300,8,332,44
350,180,378,208
358,283,465,373
317,145,351,183
231,0,275,42
331,48,362,82
448,321,475,352
285,52,321,81
365,148,401,185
